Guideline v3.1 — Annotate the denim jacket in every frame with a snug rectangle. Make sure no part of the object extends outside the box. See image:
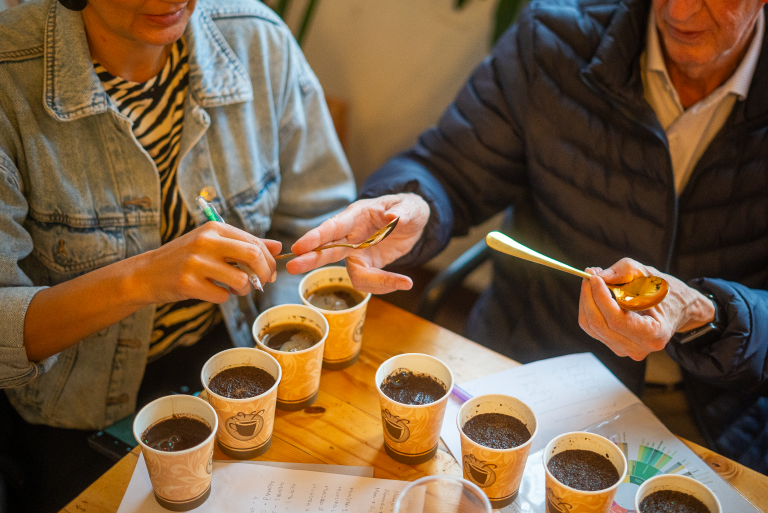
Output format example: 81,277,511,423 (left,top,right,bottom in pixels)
0,0,354,429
